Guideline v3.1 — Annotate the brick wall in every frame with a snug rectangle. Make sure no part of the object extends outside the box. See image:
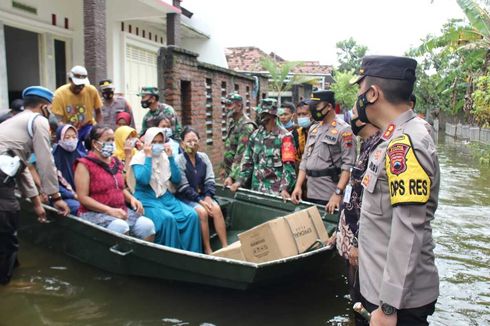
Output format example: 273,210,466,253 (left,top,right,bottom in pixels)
159,46,268,168
83,0,107,84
